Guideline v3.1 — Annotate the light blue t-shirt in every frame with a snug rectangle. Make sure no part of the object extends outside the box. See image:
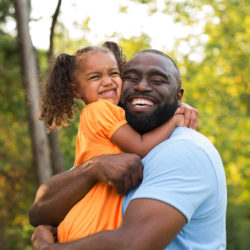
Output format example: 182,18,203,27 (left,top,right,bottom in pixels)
122,127,227,249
